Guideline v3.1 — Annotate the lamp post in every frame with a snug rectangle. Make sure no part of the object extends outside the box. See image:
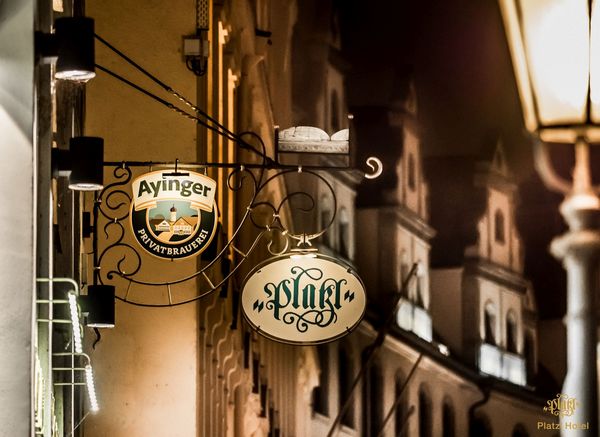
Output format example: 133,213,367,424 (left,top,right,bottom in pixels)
498,0,600,434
